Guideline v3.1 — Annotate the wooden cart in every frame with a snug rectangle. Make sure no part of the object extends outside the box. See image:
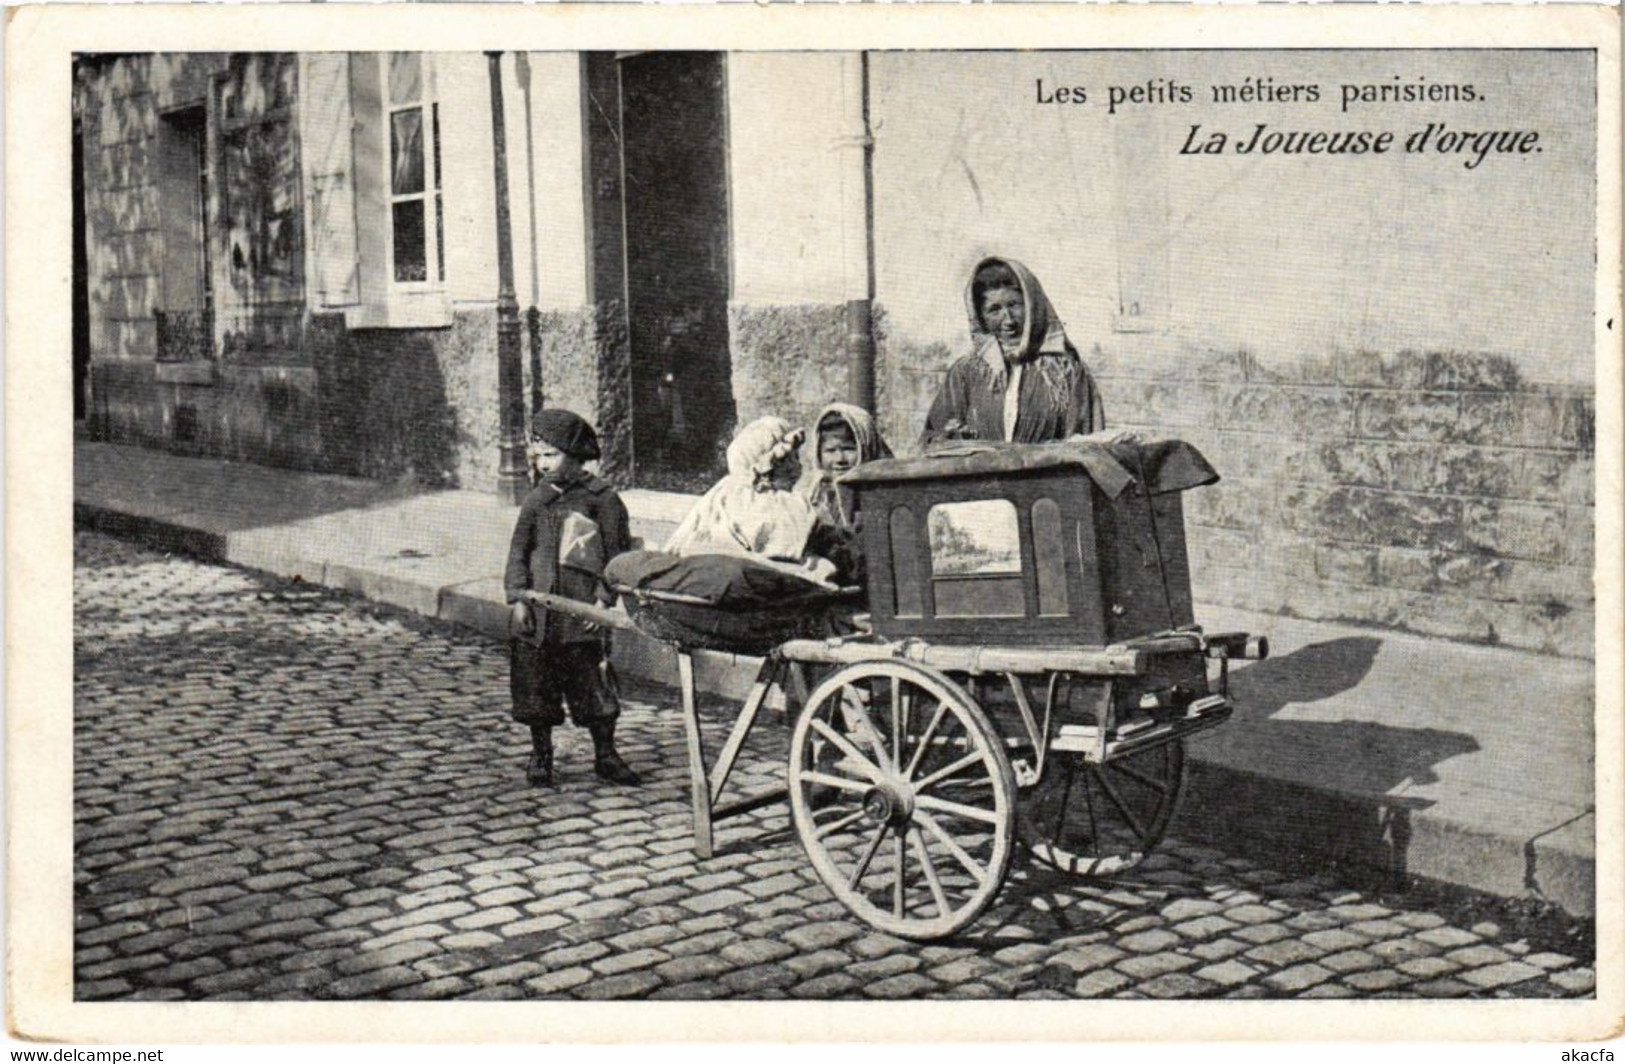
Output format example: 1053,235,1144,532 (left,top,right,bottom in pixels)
527,437,1267,940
